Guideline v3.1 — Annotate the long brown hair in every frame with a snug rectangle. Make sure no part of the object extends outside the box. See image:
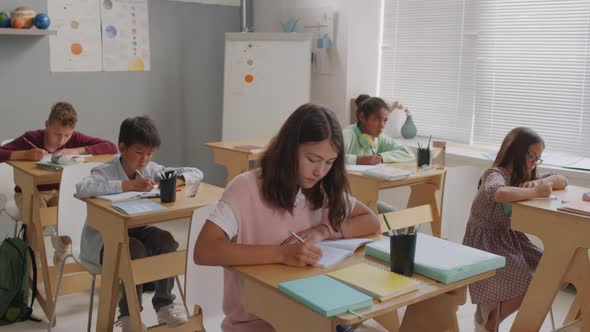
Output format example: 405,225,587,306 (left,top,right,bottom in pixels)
260,103,350,231
490,127,544,186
